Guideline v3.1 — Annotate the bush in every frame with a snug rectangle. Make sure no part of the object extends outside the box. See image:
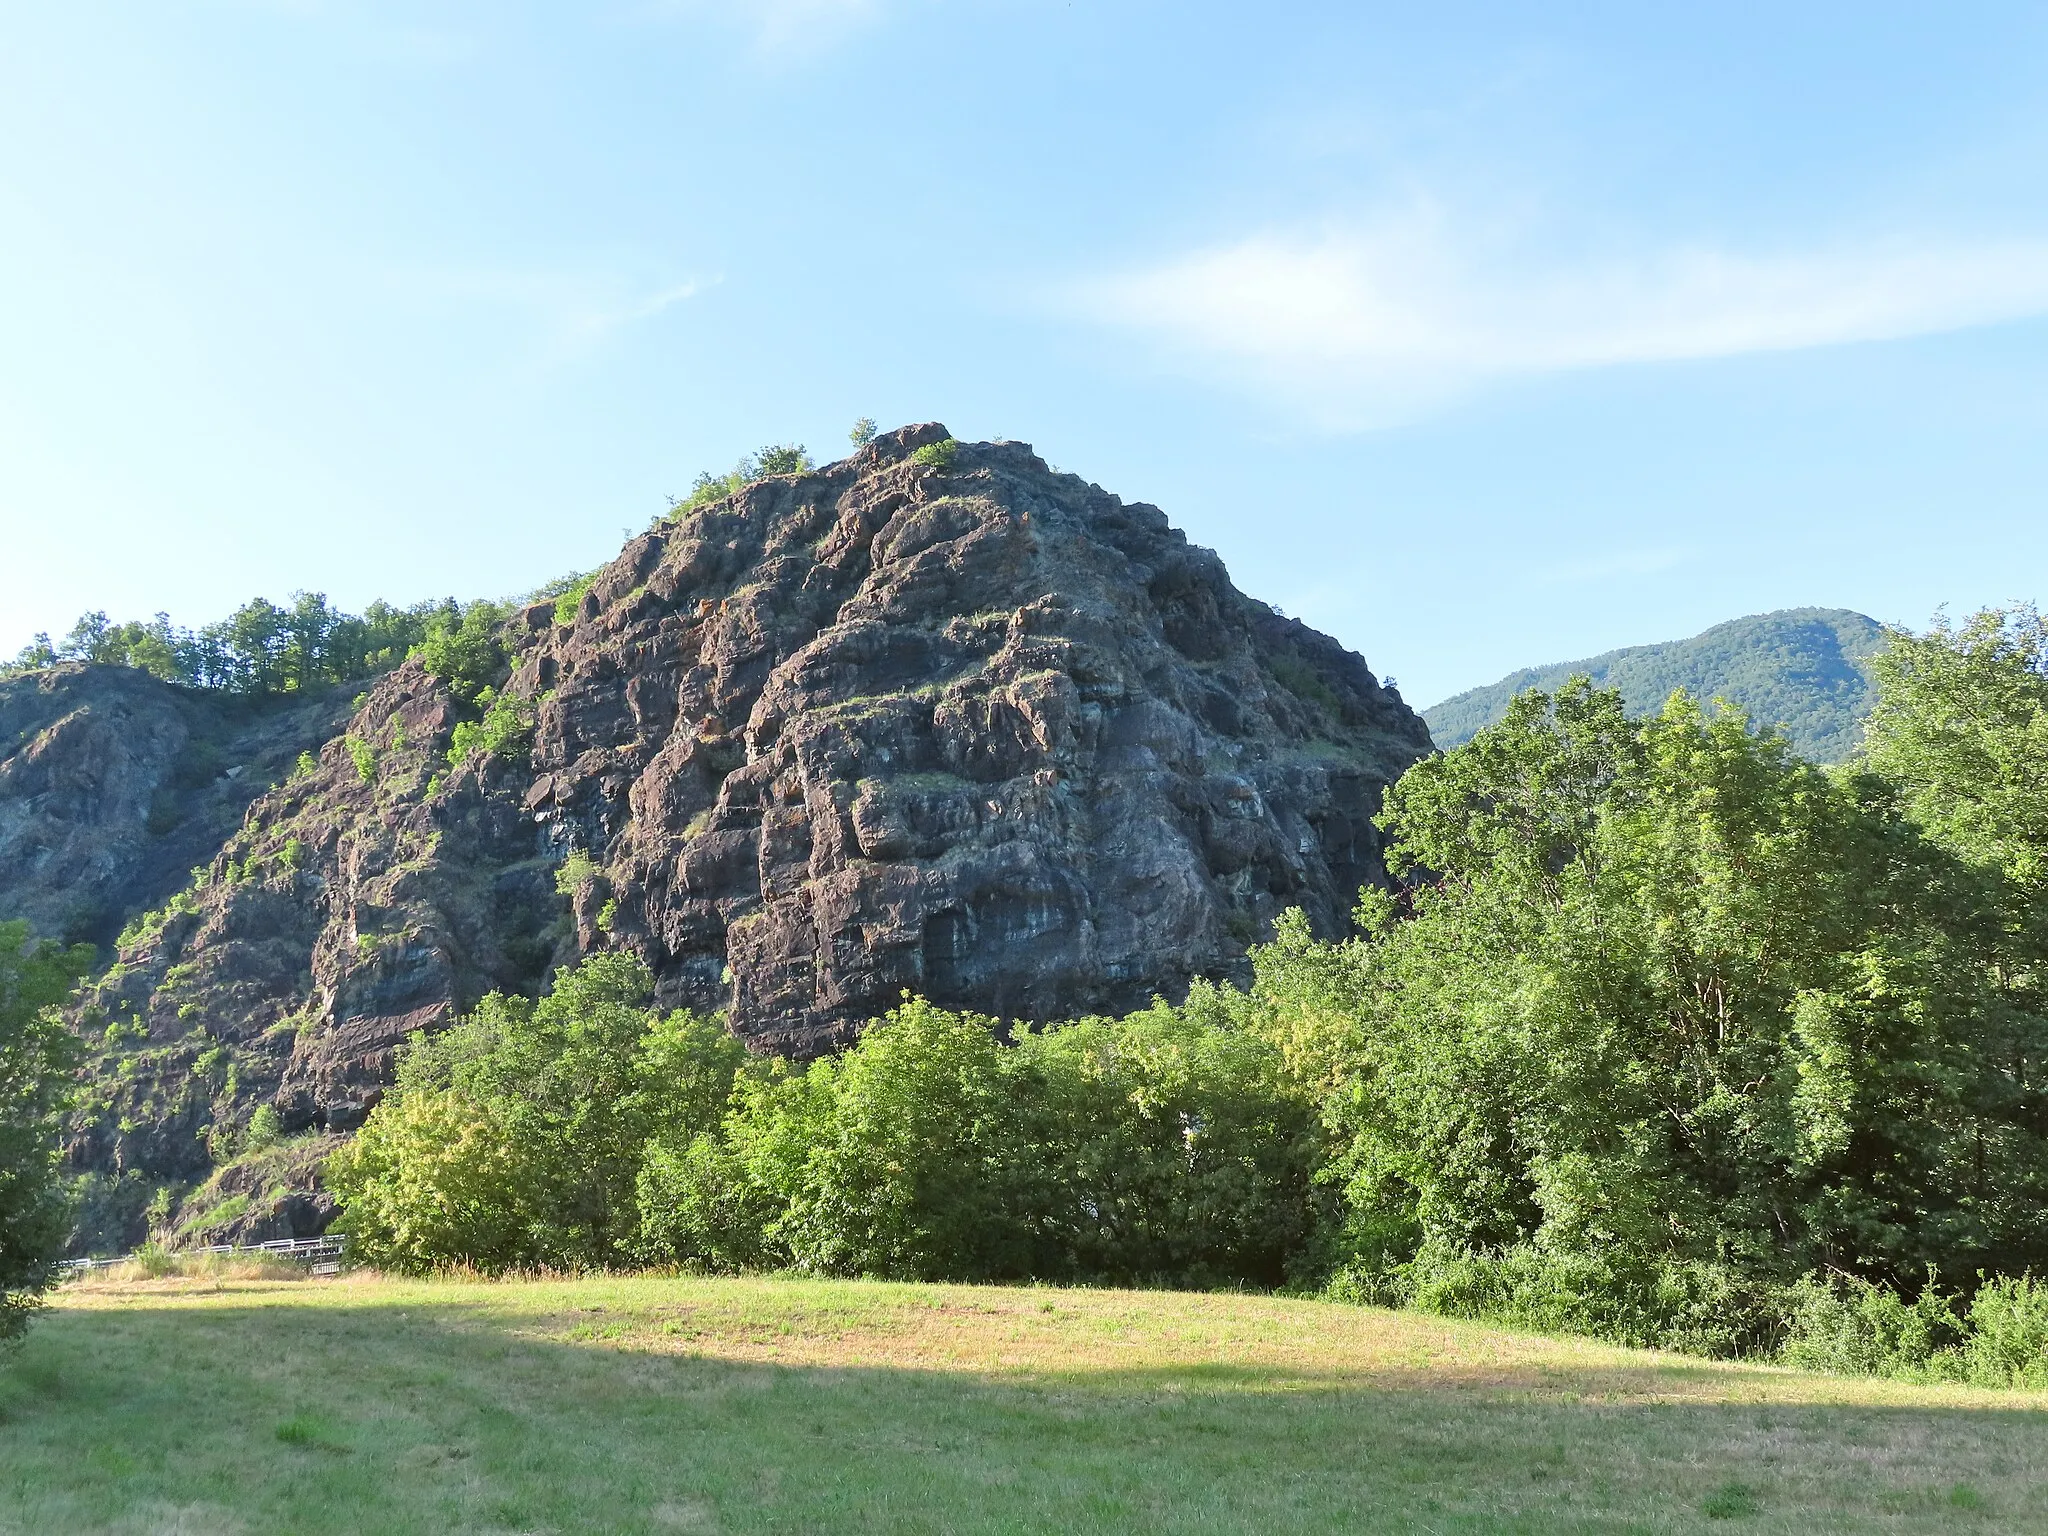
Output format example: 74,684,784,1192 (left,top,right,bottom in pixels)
345,736,376,783
245,1104,284,1153
1009,1000,1319,1287
753,443,812,477
723,1000,1032,1280
911,437,959,471
632,996,1318,1288
1959,1276,2048,1387
551,574,595,627
1779,1274,1962,1379
413,601,511,704
1385,1242,1791,1357
1777,1273,2048,1387
553,850,602,898
661,443,816,526
446,687,536,770
635,1130,780,1271
328,955,741,1273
